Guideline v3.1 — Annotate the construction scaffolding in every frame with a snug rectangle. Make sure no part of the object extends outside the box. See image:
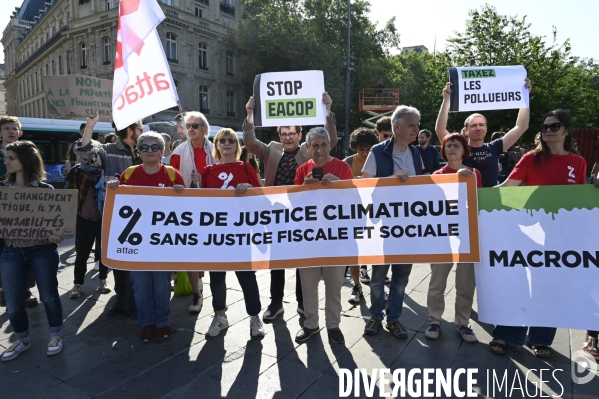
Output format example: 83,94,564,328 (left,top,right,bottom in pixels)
359,88,400,128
